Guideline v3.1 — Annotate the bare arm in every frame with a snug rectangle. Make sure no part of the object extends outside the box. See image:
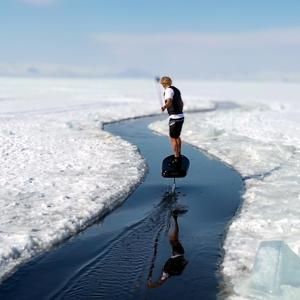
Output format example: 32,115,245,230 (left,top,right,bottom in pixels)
161,98,172,112
147,276,168,288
